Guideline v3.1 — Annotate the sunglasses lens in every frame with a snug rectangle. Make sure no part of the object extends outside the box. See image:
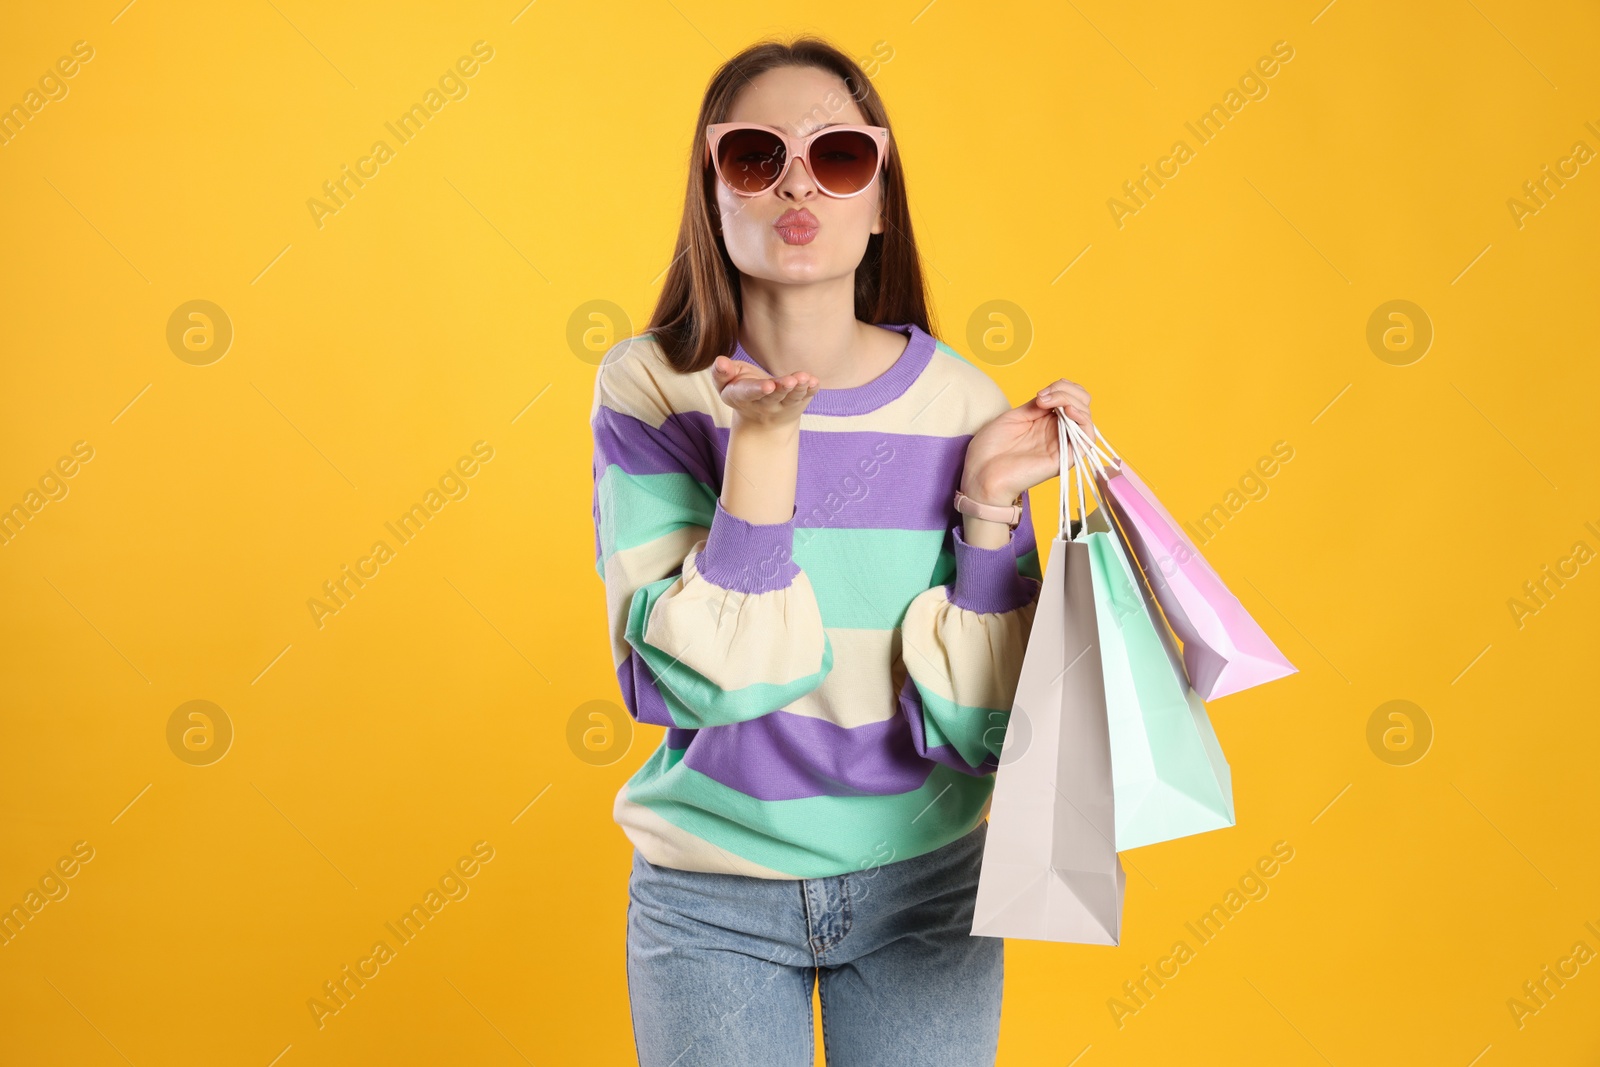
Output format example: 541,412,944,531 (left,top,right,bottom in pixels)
809,129,880,195
714,127,787,193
